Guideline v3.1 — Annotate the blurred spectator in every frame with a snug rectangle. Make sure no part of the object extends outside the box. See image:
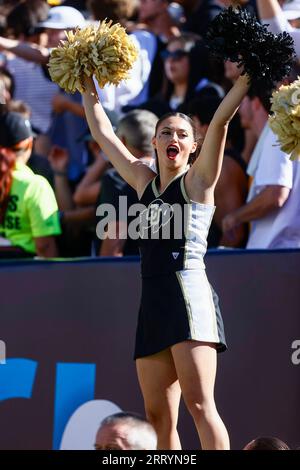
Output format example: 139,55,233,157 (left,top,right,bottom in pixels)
48,106,118,257
0,111,60,258
48,145,96,257
163,33,224,106
36,5,86,49
72,108,118,208
96,109,157,257
48,146,74,211
223,87,300,249
167,2,186,26
282,0,300,29
257,0,300,57
0,5,88,179
87,0,136,24
180,0,223,37
138,0,181,41
37,6,88,180
94,412,157,450
73,142,110,208
0,1,19,19
243,436,290,450
0,65,54,184
6,99,30,116
8,99,55,185
89,0,165,115
188,95,248,247
138,33,224,117
2,0,59,157
224,60,257,165
5,0,49,39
